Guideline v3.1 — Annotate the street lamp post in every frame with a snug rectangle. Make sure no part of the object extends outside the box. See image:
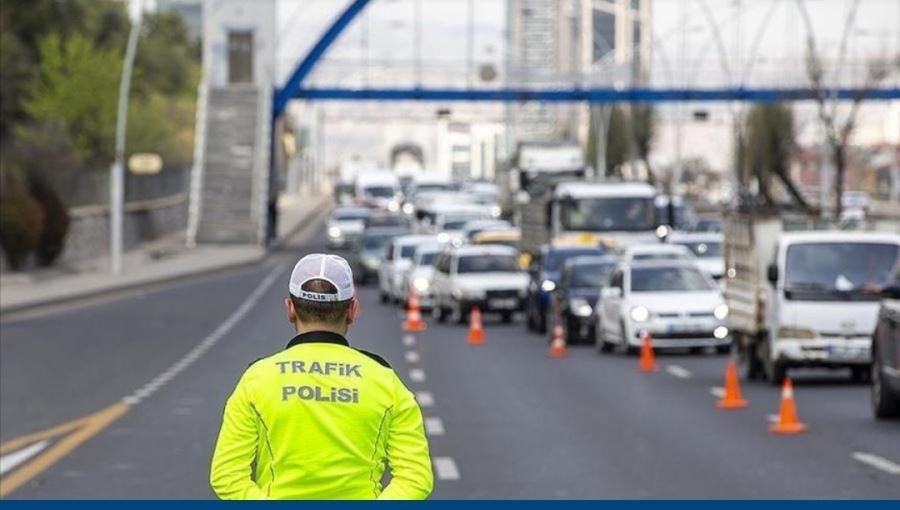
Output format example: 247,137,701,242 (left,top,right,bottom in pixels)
110,0,145,275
